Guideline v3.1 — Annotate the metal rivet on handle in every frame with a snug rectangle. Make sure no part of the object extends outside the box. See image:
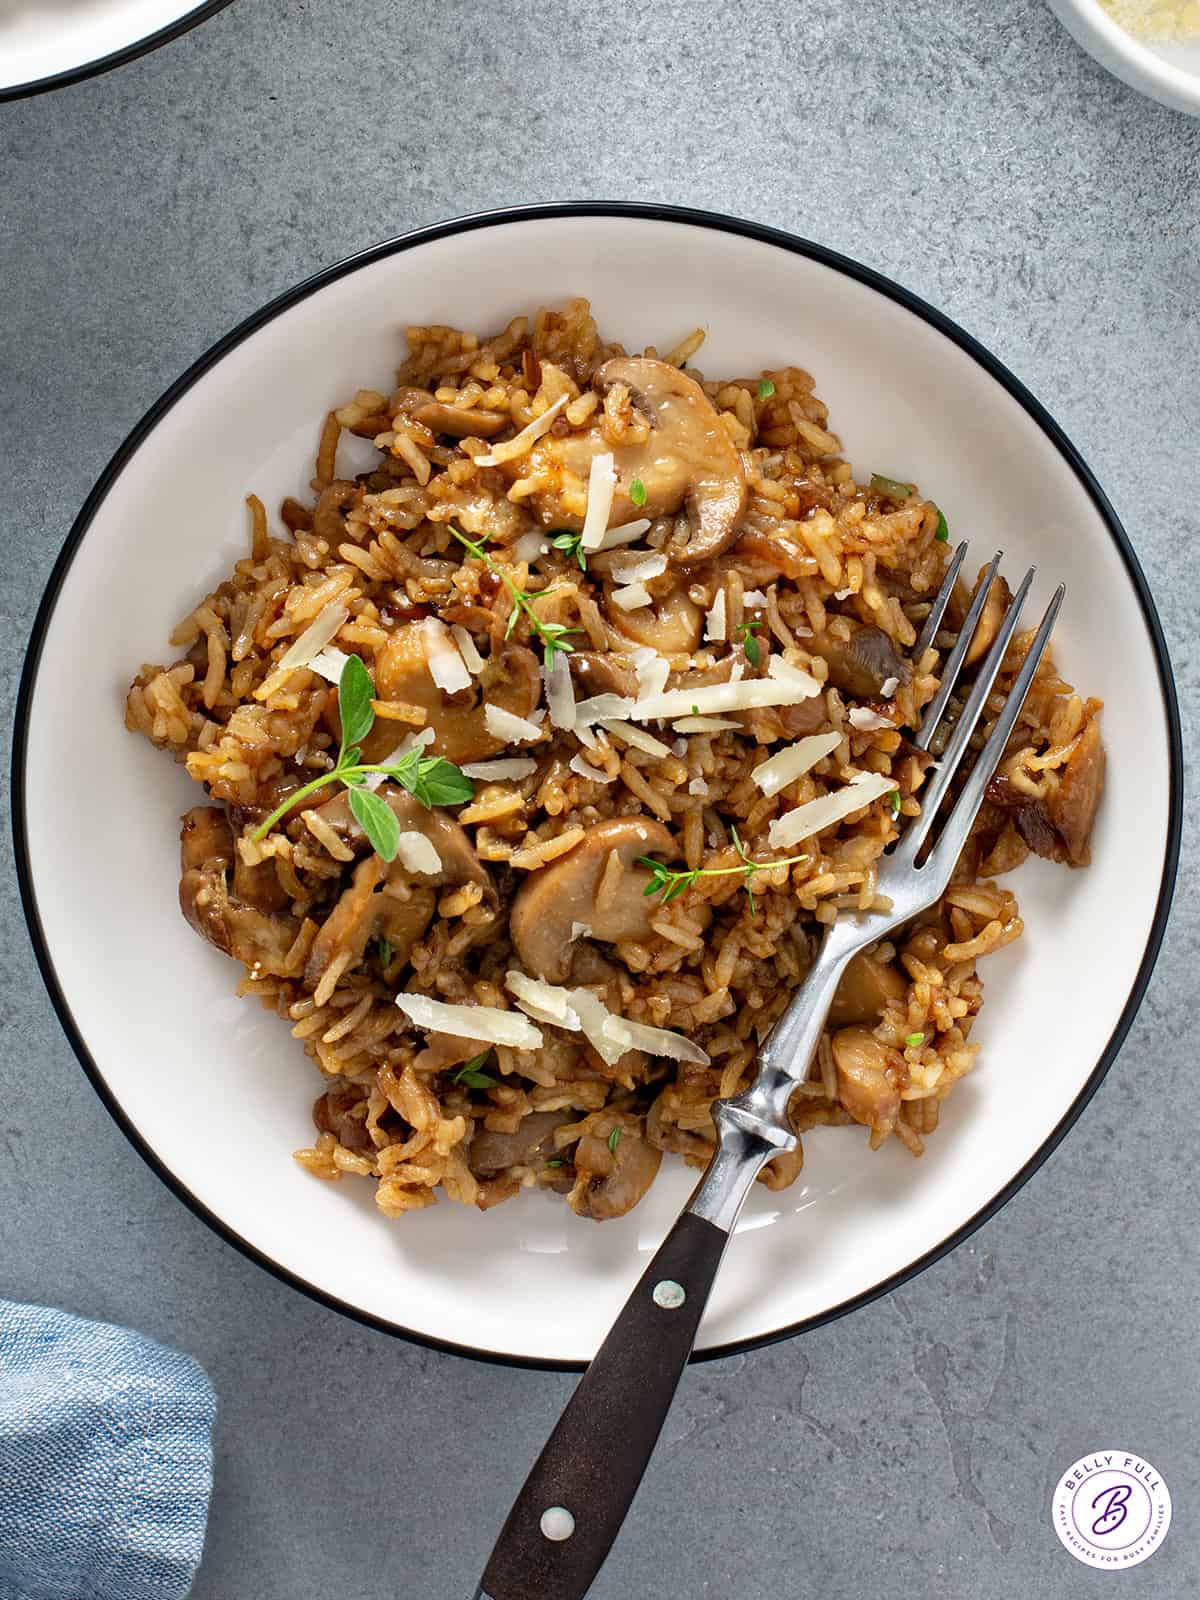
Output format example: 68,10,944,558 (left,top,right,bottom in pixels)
540,1506,576,1542
652,1279,686,1310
